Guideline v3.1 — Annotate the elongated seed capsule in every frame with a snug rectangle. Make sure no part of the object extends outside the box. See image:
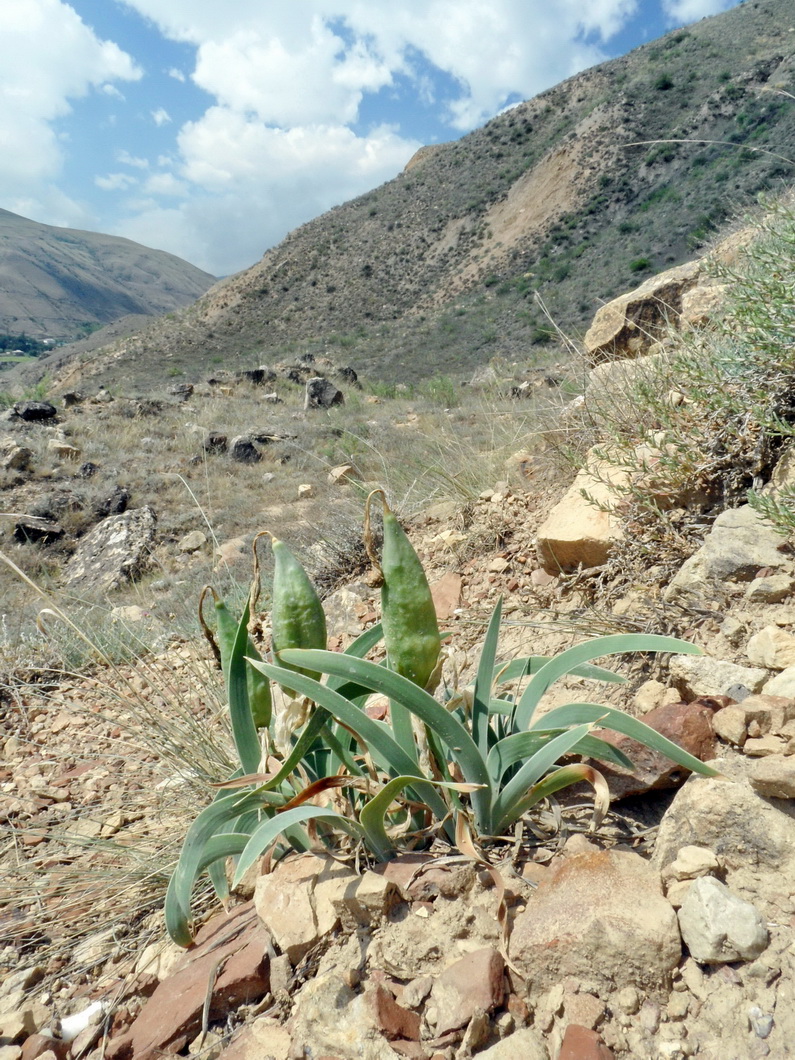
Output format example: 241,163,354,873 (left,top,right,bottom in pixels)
200,586,272,729
367,489,441,689
269,534,327,696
